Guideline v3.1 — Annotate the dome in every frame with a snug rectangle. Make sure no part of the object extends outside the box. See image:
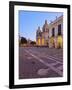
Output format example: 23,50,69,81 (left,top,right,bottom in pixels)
45,20,47,24
37,26,41,33
43,20,49,32
36,27,42,37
